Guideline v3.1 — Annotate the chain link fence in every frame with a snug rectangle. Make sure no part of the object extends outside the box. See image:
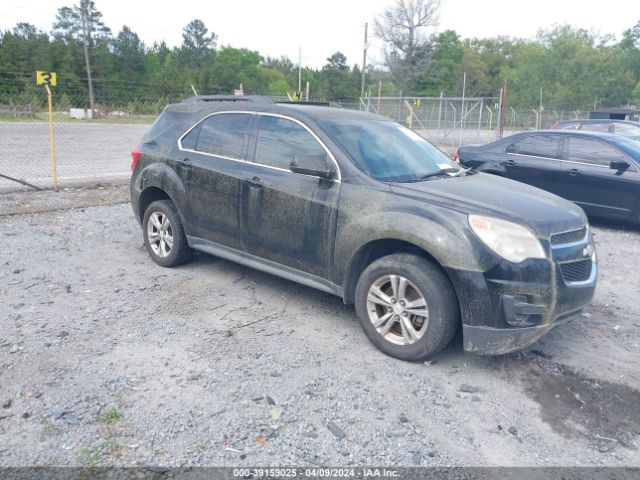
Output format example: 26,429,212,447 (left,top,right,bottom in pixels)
0,90,171,193
0,89,602,193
